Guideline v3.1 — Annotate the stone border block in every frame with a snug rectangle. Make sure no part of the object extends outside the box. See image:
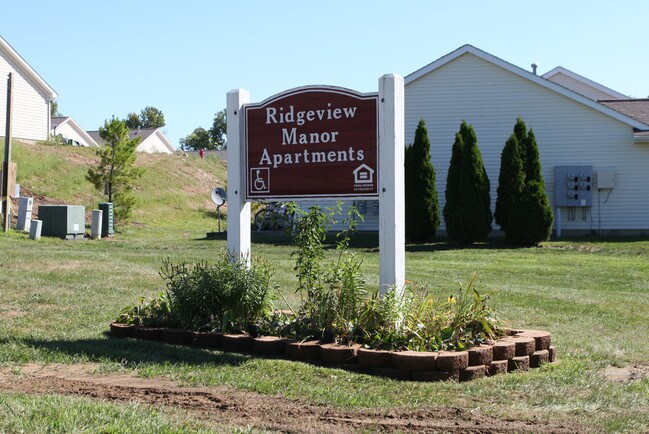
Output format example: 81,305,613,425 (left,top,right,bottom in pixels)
530,350,550,368
492,340,515,360
320,343,360,364
391,350,438,371
357,348,393,369
468,345,493,366
460,365,486,382
508,355,530,372
487,359,509,376
436,351,469,372
517,330,552,351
